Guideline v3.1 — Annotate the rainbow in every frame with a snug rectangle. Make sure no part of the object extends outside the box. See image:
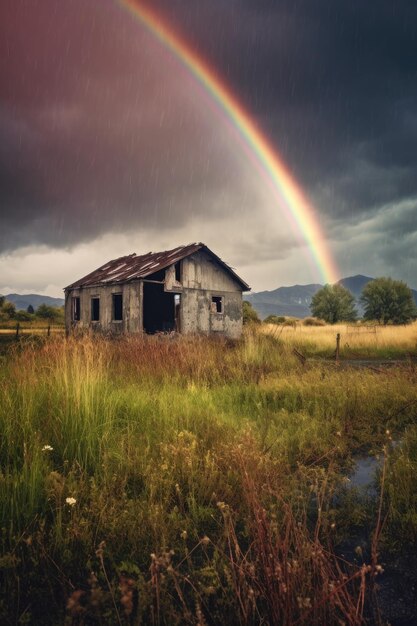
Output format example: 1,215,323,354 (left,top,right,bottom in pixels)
118,0,339,284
